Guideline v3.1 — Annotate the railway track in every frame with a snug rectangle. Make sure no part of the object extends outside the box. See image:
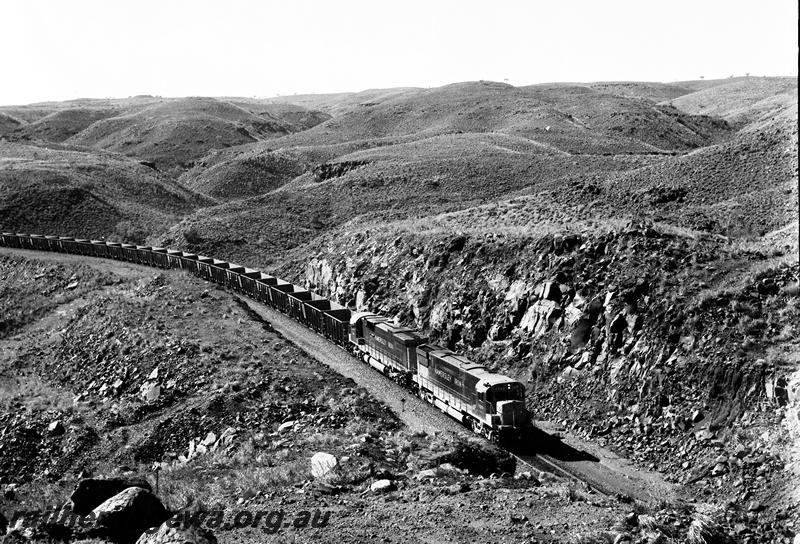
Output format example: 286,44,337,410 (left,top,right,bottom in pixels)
511,451,612,498
242,287,617,495
1,240,673,504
